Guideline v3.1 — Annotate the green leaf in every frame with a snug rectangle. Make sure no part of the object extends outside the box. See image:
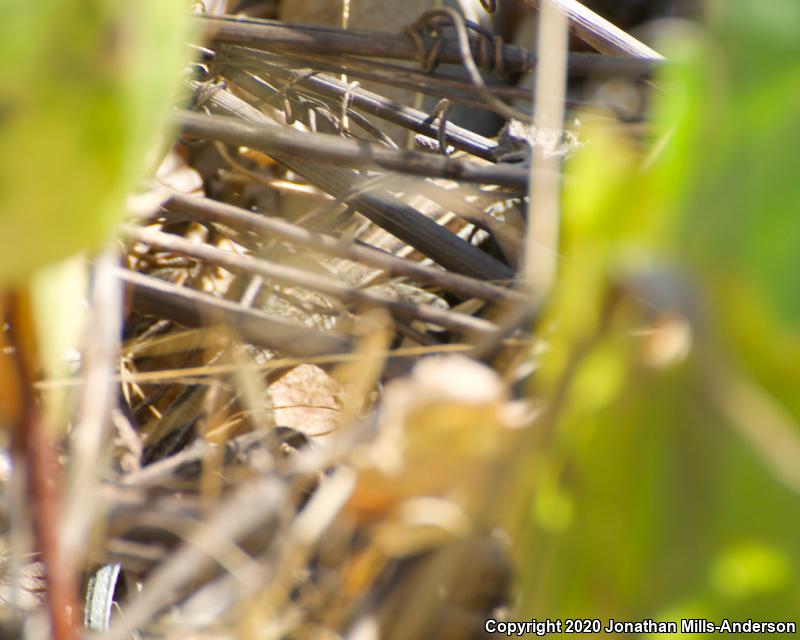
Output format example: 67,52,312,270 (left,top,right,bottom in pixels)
518,0,800,622
0,0,193,284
